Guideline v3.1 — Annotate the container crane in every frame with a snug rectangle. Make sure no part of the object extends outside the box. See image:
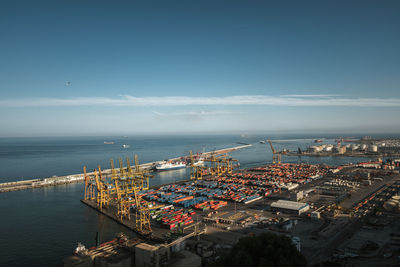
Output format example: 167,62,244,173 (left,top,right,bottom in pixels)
131,155,152,234
110,159,118,181
203,152,238,176
93,166,111,210
112,156,152,234
134,154,152,190
220,154,238,174
268,140,281,164
188,150,205,180
114,178,132,221
83,166,96,201
84,155,152,235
